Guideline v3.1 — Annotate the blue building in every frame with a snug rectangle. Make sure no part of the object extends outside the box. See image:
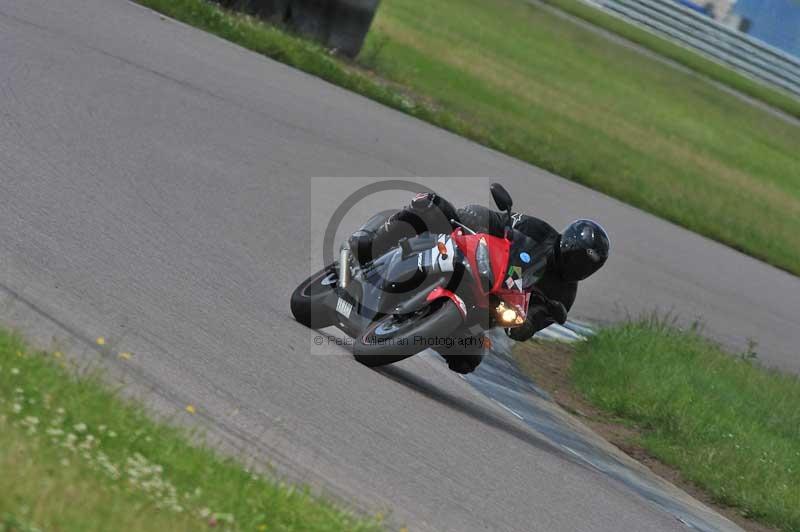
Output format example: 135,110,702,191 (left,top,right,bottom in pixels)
734,0,800,58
